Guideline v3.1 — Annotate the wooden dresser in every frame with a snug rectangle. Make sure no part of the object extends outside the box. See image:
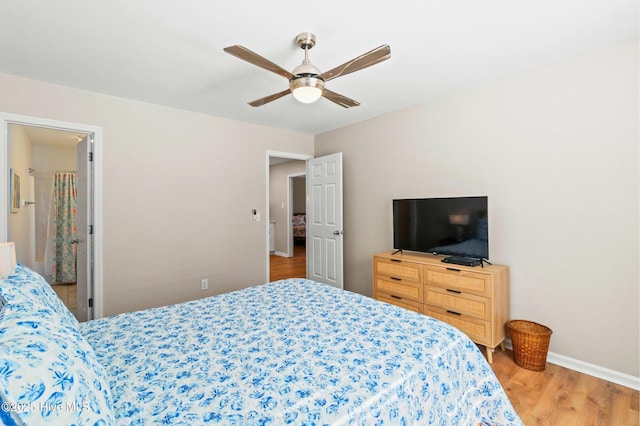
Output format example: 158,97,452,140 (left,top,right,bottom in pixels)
372,250,510,363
